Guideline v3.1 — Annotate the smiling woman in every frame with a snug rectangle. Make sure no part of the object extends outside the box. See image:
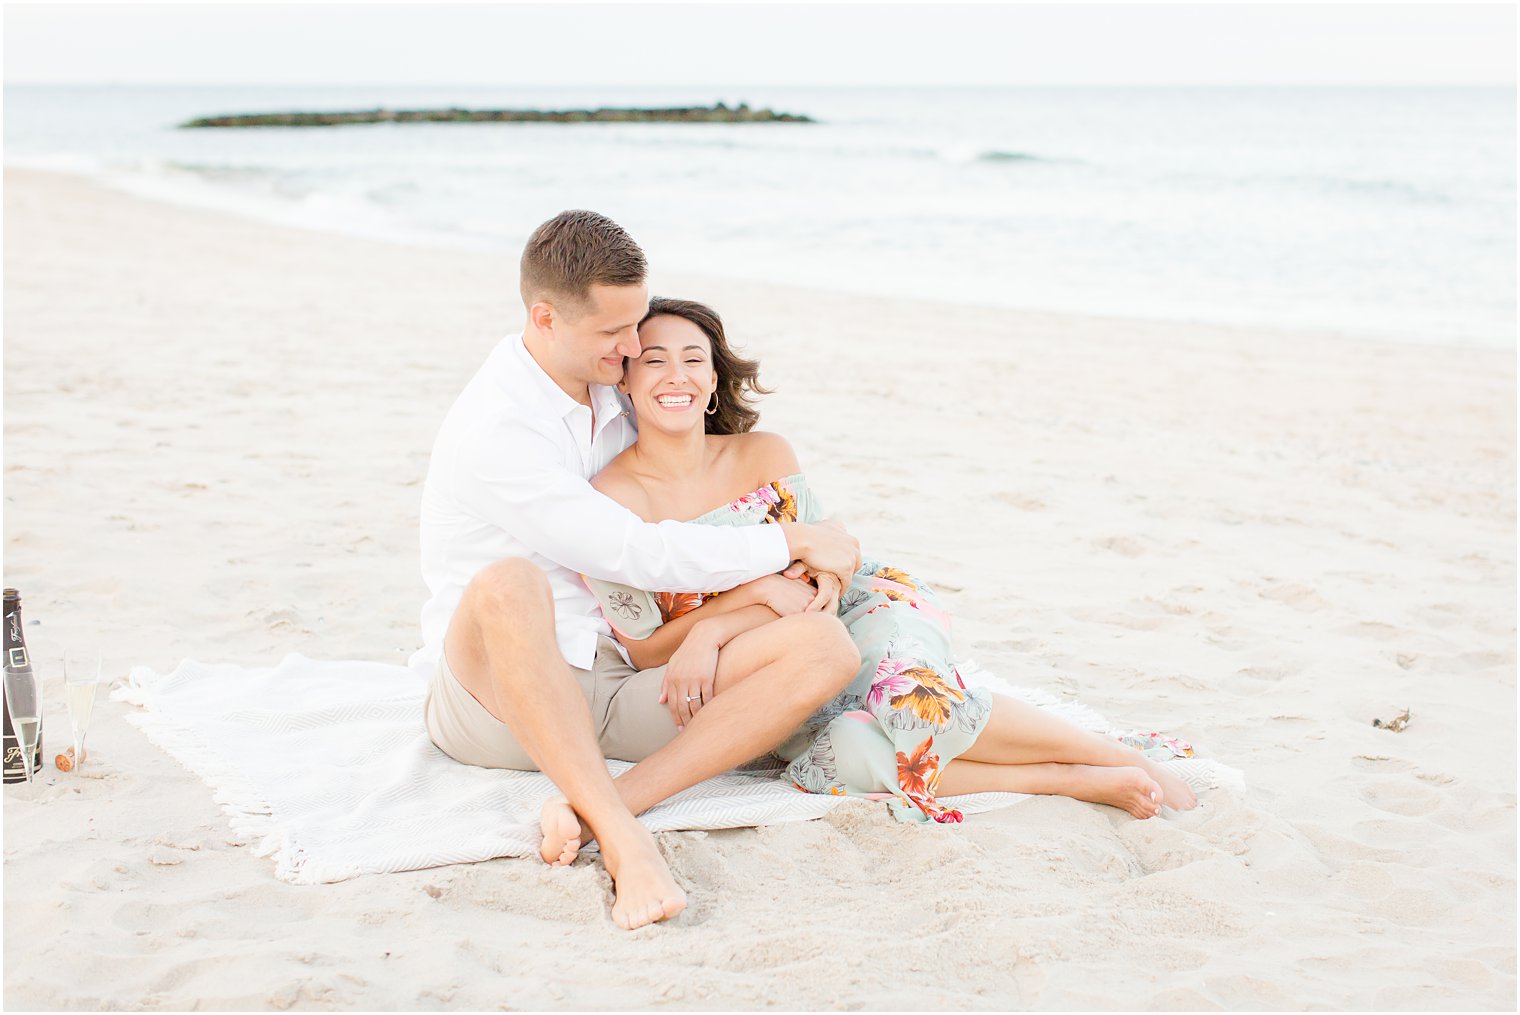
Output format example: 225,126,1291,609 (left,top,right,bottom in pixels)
625,298,771,437
586,297,1201,823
